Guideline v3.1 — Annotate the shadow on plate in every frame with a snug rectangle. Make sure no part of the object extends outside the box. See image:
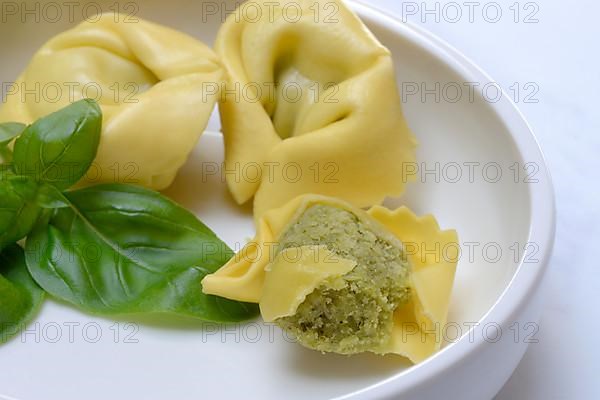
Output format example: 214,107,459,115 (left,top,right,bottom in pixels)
287,343,413,380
